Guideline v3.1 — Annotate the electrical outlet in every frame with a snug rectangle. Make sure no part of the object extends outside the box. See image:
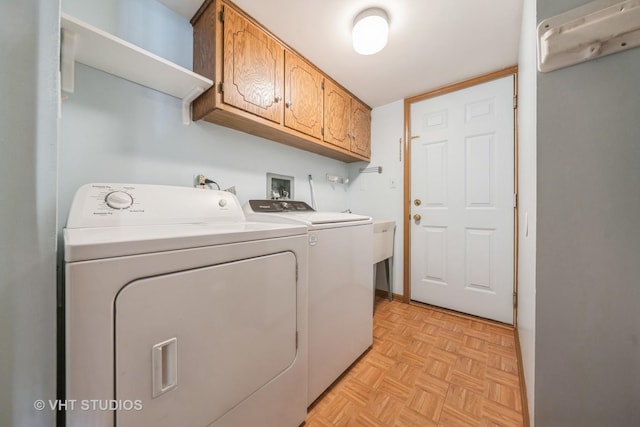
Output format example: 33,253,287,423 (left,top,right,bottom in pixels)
193,174,206,188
